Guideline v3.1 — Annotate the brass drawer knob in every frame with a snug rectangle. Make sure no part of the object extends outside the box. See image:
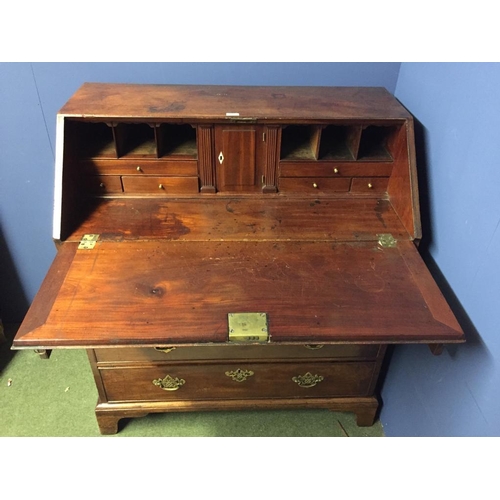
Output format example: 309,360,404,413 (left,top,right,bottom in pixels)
158,183,164,190
368,183,373,189
99,182,105,188
152,374,185,391
225,368,254,382
333,168,339,174
154,346,176,354
312,182,318,189
292,372,324,388
136,166,142,172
